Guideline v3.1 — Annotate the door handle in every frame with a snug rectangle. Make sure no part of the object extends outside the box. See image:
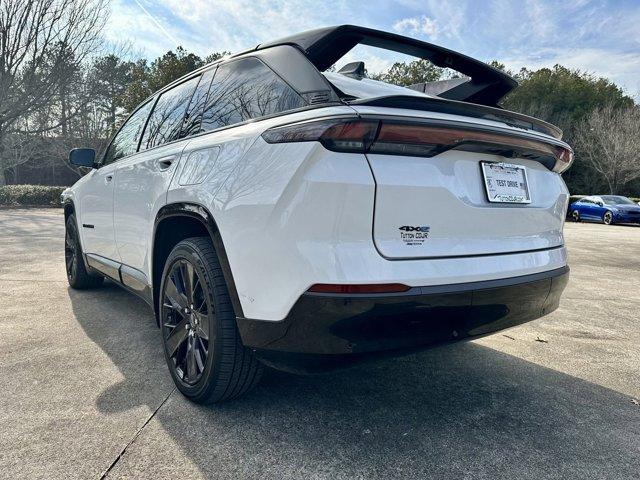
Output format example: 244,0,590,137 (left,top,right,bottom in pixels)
157,156,176,170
